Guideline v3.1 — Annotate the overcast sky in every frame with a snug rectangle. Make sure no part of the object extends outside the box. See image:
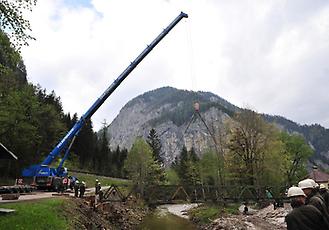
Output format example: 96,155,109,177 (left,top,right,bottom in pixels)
22,0,329,131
